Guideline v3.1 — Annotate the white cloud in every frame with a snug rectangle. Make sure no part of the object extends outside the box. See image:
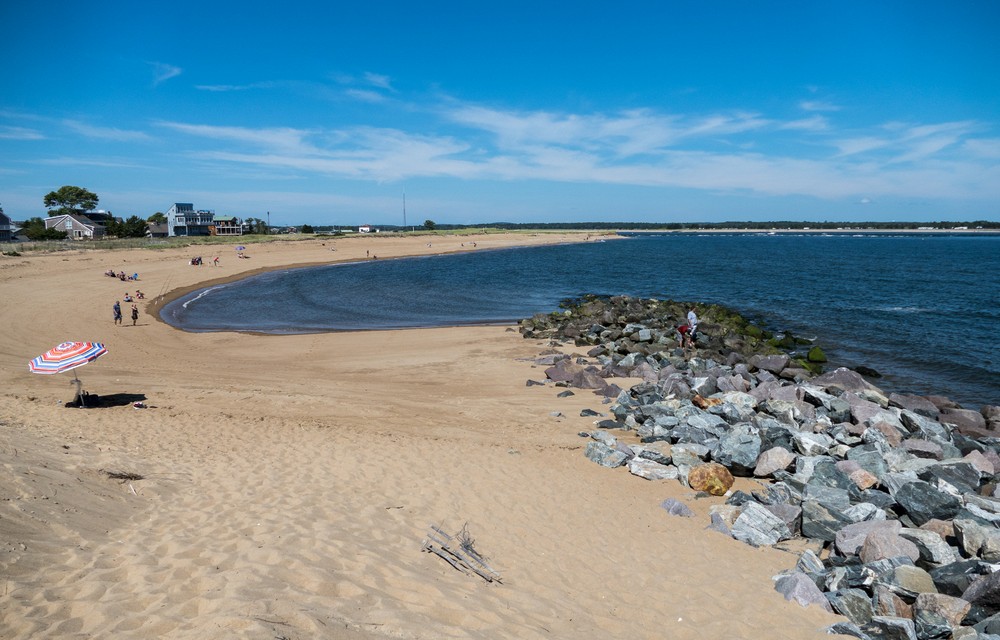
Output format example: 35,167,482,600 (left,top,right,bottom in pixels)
149,62,182,86
148,100,1000,204
780,116,829,132
0,125,45,140
345,89,387,103
196,81,278,92
363,72,393,90
963,138,1000,159
63,120,151,142
800,100,841,112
